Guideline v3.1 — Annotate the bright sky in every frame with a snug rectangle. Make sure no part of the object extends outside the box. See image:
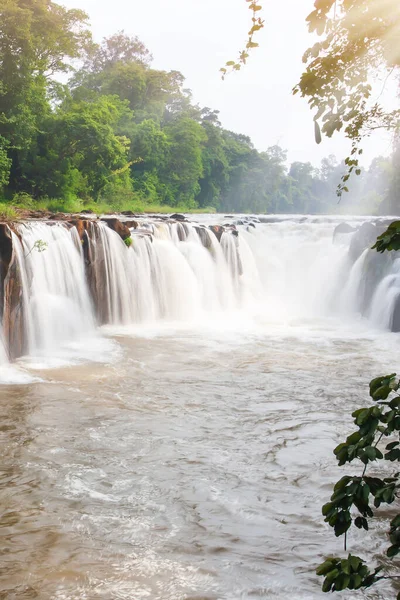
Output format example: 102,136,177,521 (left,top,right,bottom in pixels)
61,0,395,169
